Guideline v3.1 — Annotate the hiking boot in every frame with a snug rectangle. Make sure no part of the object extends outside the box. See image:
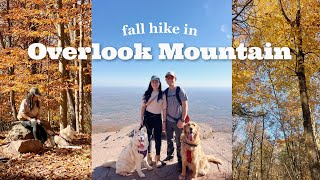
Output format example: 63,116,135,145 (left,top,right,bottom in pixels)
163,155,174,162
147,153,153,165
155,155,163,168
177,161,182,172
